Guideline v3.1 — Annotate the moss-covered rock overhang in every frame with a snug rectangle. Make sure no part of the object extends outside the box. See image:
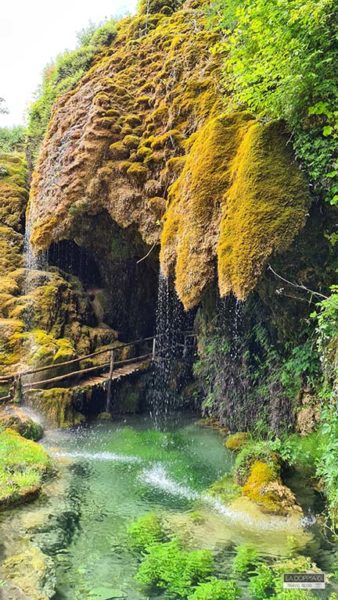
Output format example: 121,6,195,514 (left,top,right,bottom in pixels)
161,115,310,309
29,0,310,311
